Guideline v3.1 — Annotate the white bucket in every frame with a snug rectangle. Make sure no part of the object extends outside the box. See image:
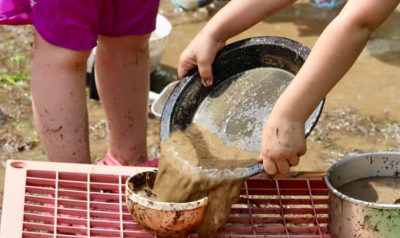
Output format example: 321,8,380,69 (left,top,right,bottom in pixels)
86,14,172,74
149,14,173,73
150,81,178,118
